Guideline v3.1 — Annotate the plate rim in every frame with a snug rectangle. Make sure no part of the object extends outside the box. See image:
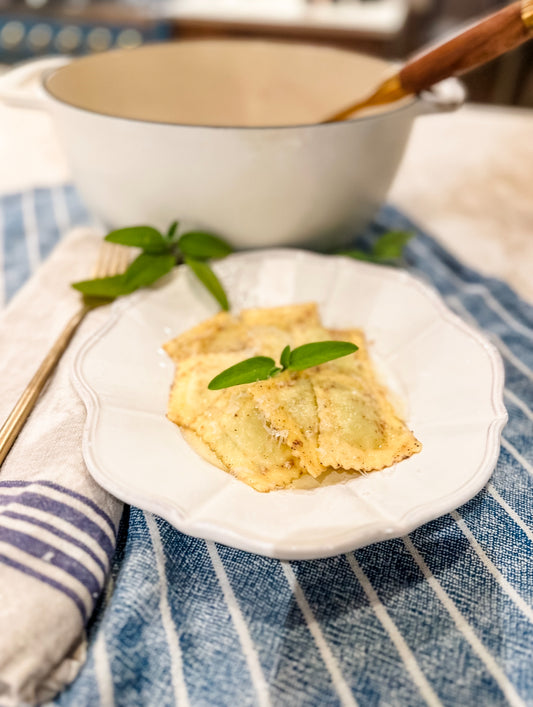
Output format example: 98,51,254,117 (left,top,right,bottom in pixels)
72,248,508,559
